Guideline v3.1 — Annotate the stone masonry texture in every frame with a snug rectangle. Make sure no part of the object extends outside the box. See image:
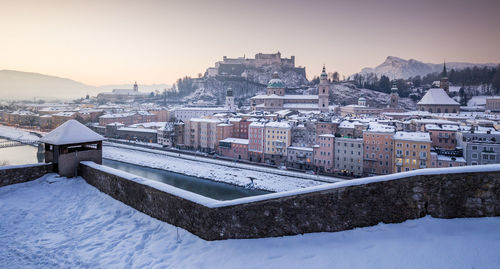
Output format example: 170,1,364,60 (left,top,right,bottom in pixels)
80,163,500,241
